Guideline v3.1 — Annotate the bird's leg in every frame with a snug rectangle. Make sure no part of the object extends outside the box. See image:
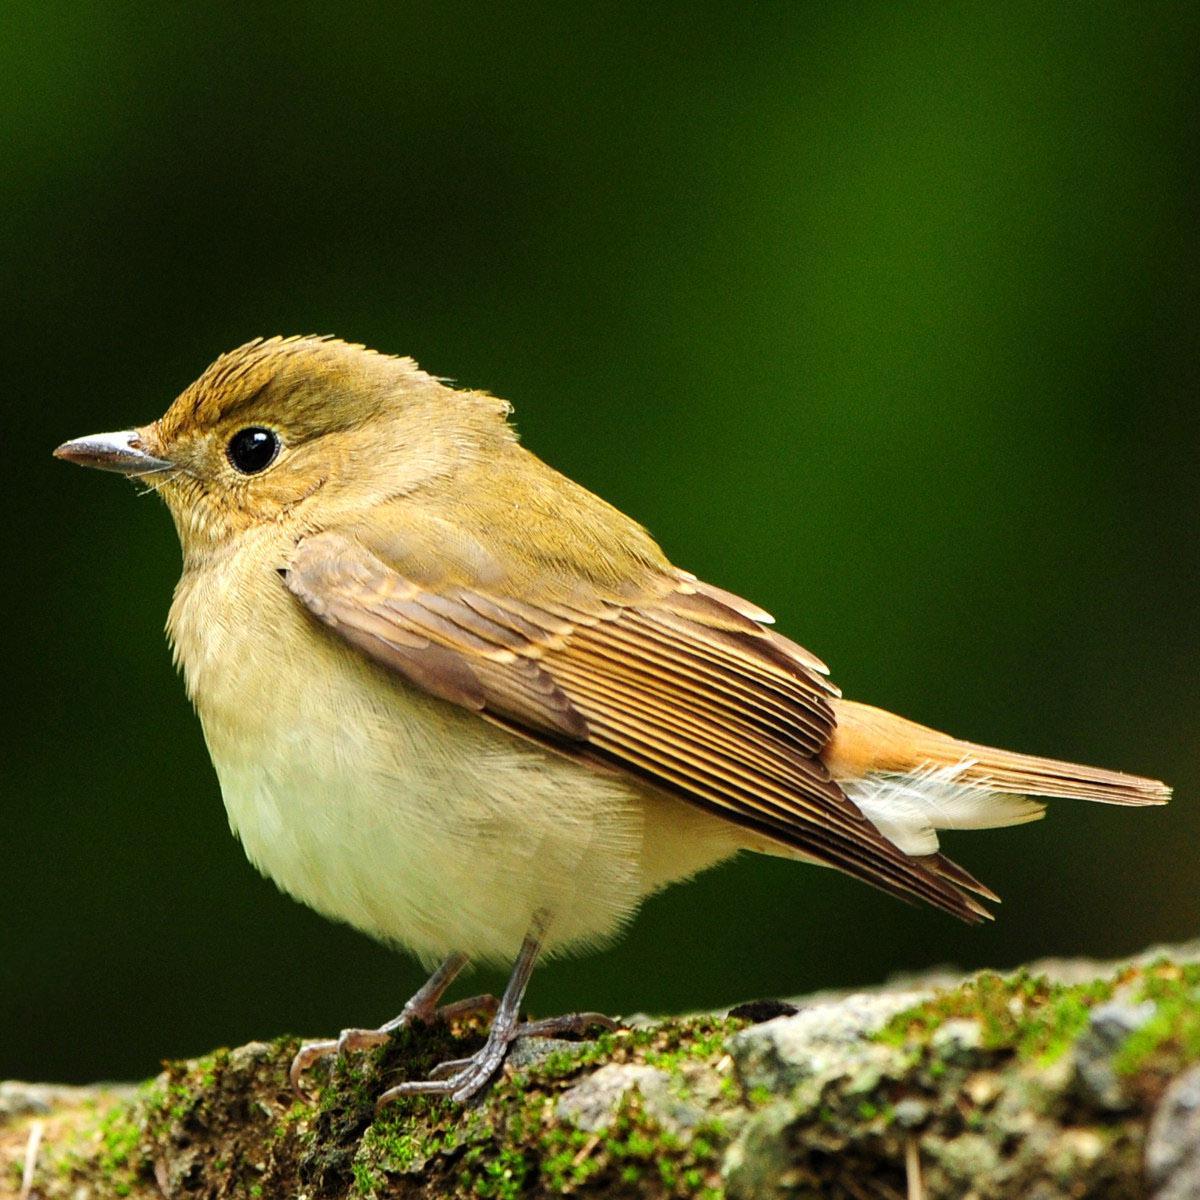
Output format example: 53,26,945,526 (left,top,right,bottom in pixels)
420,1011,621,1083
290,952,481,1094
377,918,548,1106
